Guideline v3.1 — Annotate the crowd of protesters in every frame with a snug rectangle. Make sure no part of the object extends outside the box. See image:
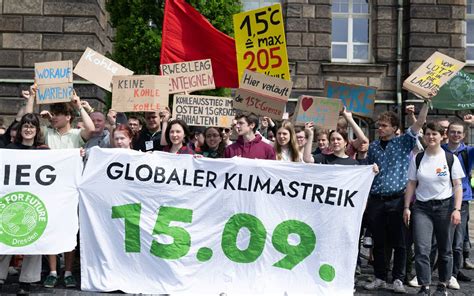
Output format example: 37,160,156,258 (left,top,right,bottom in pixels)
0,85,473,296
